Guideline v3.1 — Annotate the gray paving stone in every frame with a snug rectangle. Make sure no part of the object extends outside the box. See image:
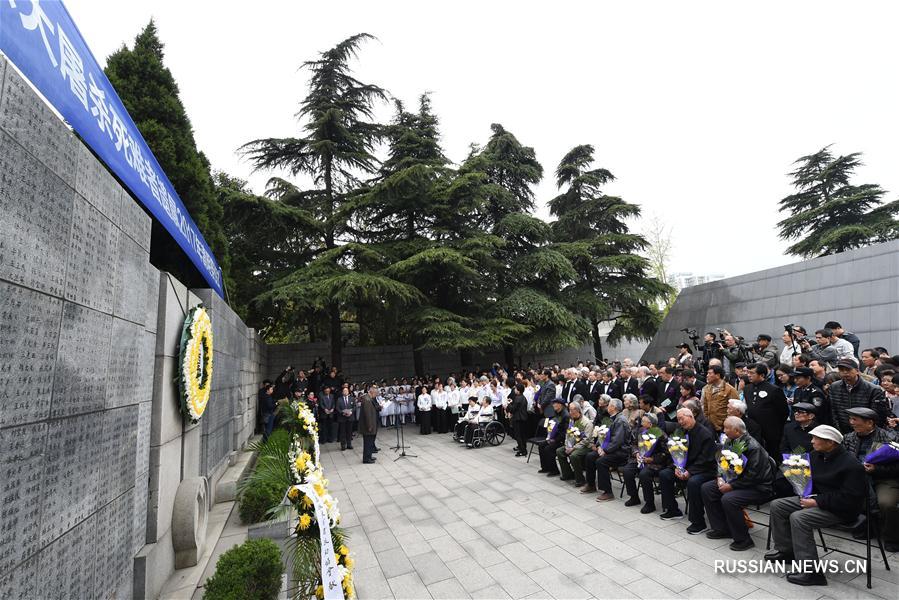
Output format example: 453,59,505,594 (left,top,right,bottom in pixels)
427,577,472,600
445,556,497,593
410,551,454,586
369,528,400,552
377,547,415,579
386,572,432,600
470,583,513,599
